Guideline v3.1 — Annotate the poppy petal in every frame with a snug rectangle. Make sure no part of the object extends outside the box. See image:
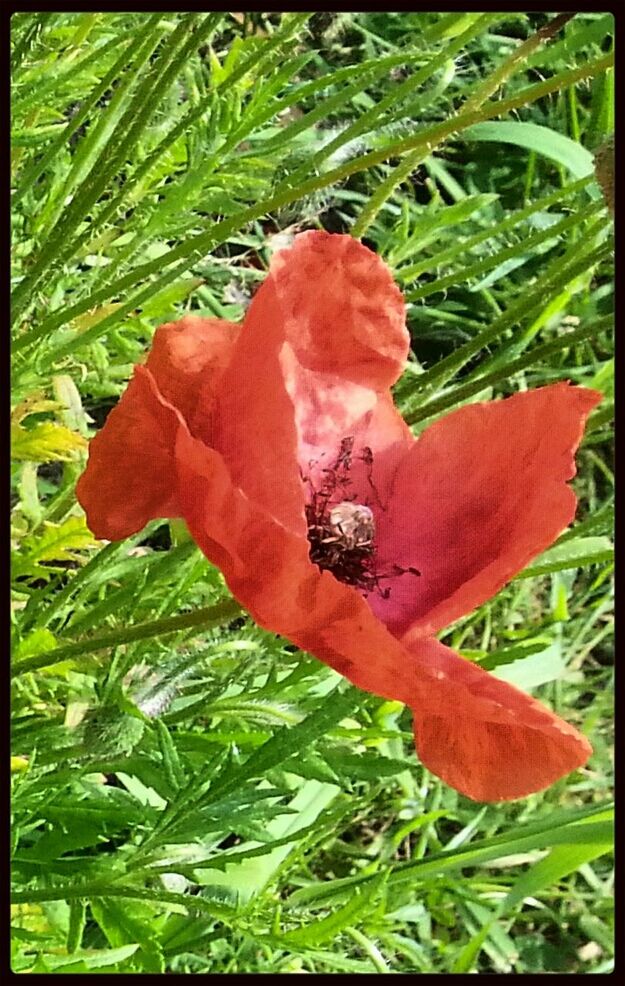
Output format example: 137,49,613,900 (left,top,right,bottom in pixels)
210,274,307,535
211,232,409,534
404,636,592,802
173,425,590,801
76,366,183,540
281,348,412,476
146,315,240,432
278,232,410,470
272,230,409,389
76,316,238,540
370,383,602,637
